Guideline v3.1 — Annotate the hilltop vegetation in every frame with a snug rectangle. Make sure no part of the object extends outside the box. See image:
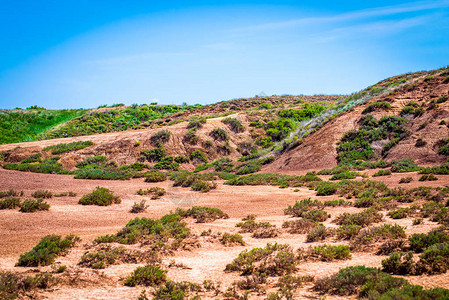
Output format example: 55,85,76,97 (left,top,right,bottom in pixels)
0,108,86,144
